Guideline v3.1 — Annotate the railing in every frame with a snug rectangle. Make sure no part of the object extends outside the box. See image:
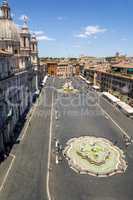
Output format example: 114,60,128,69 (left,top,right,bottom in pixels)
0,73,14,81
